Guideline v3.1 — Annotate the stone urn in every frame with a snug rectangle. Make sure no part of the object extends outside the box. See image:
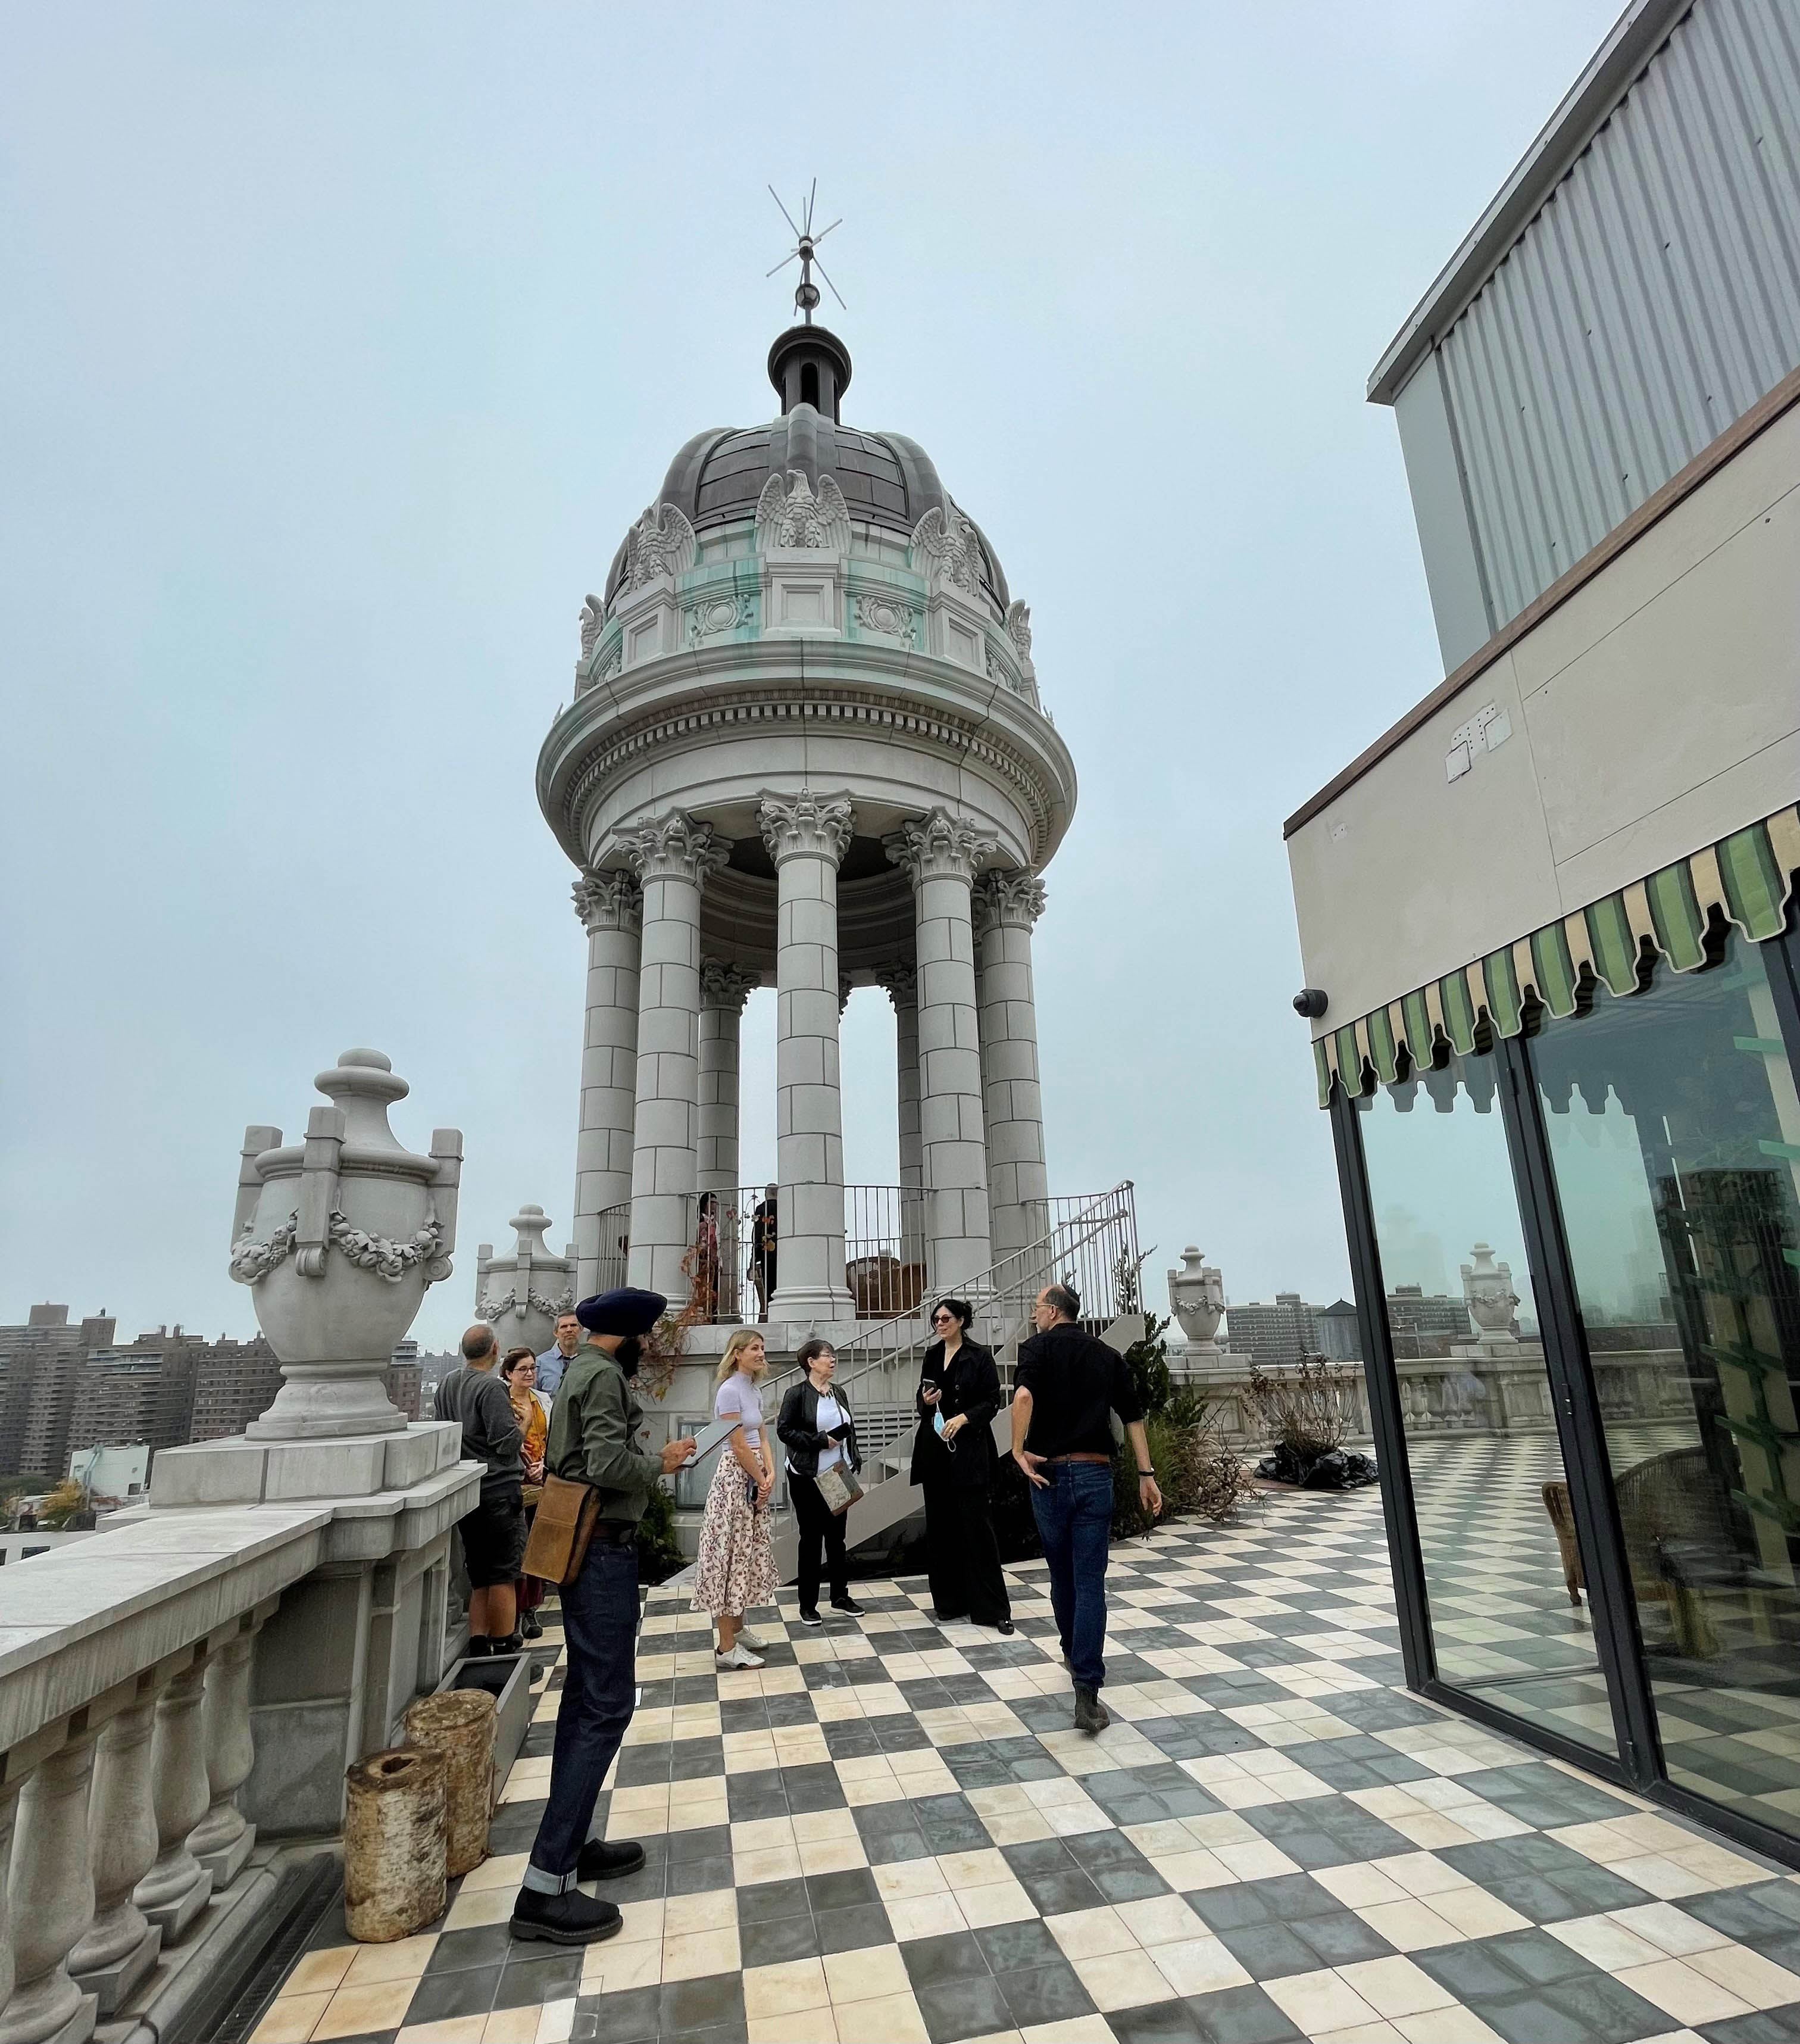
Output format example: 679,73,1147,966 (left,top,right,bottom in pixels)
1168,1247,1225,1353
1461,1243,1518,1344
476,1204,576,1358
229,1049,463,1438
